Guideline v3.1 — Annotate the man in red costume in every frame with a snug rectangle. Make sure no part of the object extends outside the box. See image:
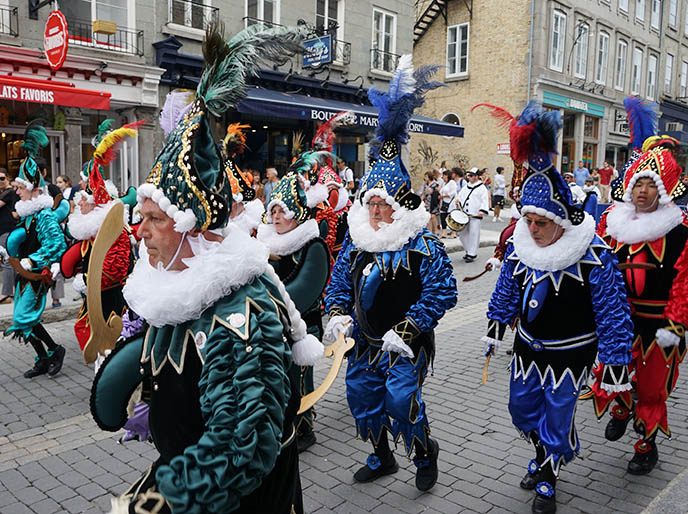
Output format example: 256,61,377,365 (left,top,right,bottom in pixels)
61,123,138,365
592,119,688,475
